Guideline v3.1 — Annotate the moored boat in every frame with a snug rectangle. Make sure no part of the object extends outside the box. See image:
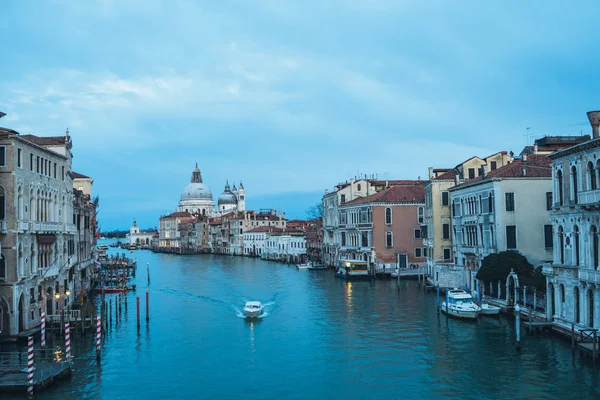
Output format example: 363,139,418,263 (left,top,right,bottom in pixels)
308,264,327,271
296,261,311,270
441,289,481,319
480,303,501,316
335,260,371,280
243,301,263,318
